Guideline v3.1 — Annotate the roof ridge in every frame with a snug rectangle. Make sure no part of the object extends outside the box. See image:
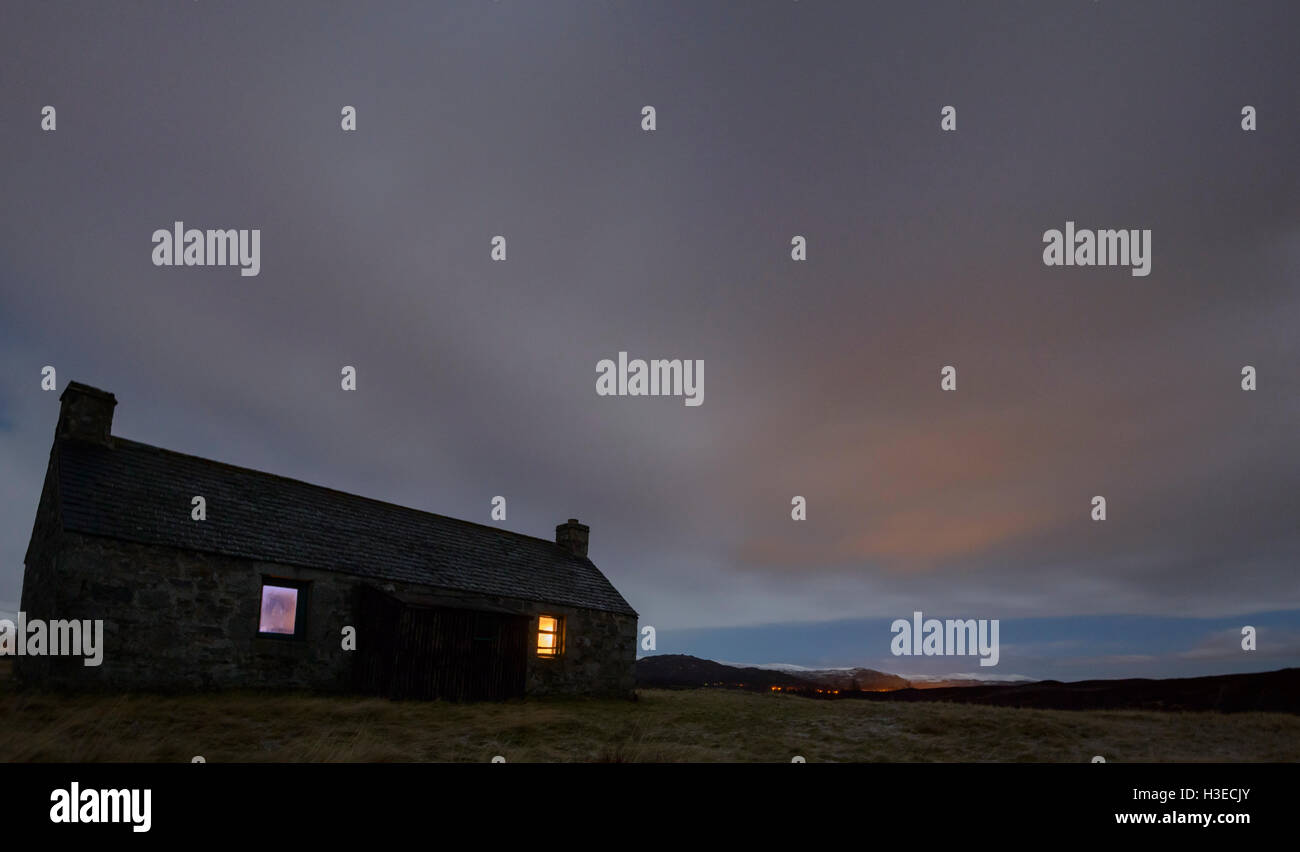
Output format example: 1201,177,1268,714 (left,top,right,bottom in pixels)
99,436,583,556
